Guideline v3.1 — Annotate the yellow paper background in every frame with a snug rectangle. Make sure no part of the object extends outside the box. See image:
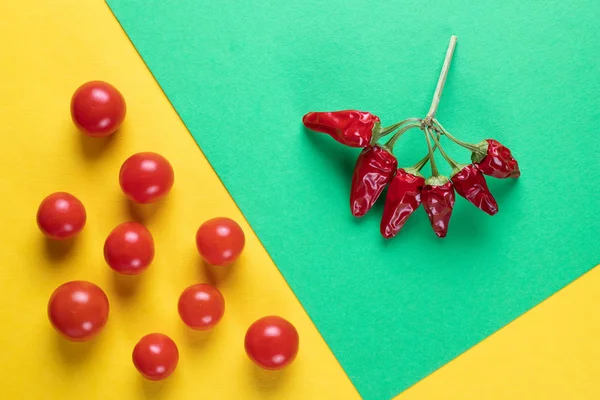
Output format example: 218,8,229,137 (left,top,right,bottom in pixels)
0,1,359,399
